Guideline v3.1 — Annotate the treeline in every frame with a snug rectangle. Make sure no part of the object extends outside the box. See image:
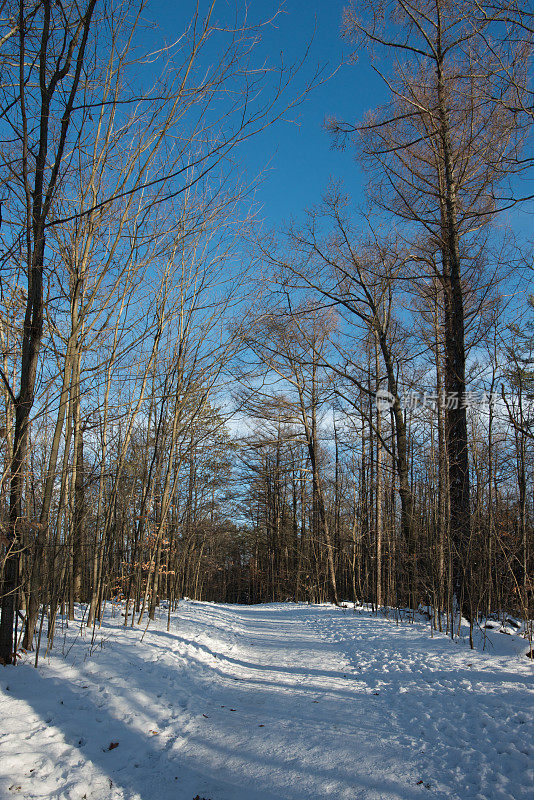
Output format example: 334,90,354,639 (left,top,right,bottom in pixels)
1,0,534,664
